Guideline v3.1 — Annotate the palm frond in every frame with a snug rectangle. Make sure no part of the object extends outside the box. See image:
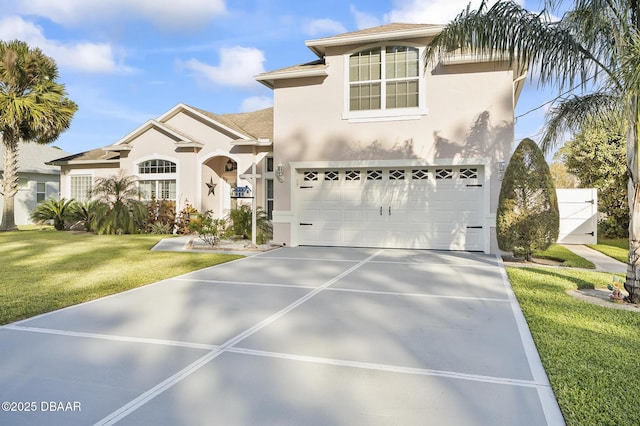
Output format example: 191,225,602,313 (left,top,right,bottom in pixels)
541,92,620,152
425,1,617,91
